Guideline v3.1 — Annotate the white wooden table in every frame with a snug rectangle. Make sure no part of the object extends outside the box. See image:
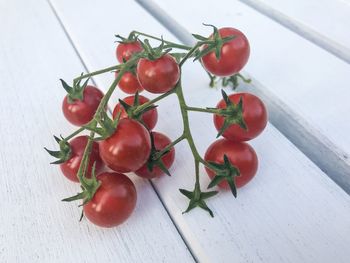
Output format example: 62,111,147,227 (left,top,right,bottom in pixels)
1,0,350,262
